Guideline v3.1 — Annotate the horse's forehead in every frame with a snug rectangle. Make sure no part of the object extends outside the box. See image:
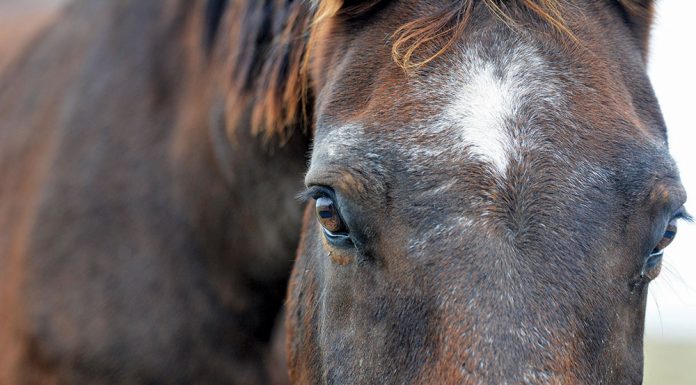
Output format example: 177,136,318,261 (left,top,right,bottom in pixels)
427,43,562,174
312,42,563,177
